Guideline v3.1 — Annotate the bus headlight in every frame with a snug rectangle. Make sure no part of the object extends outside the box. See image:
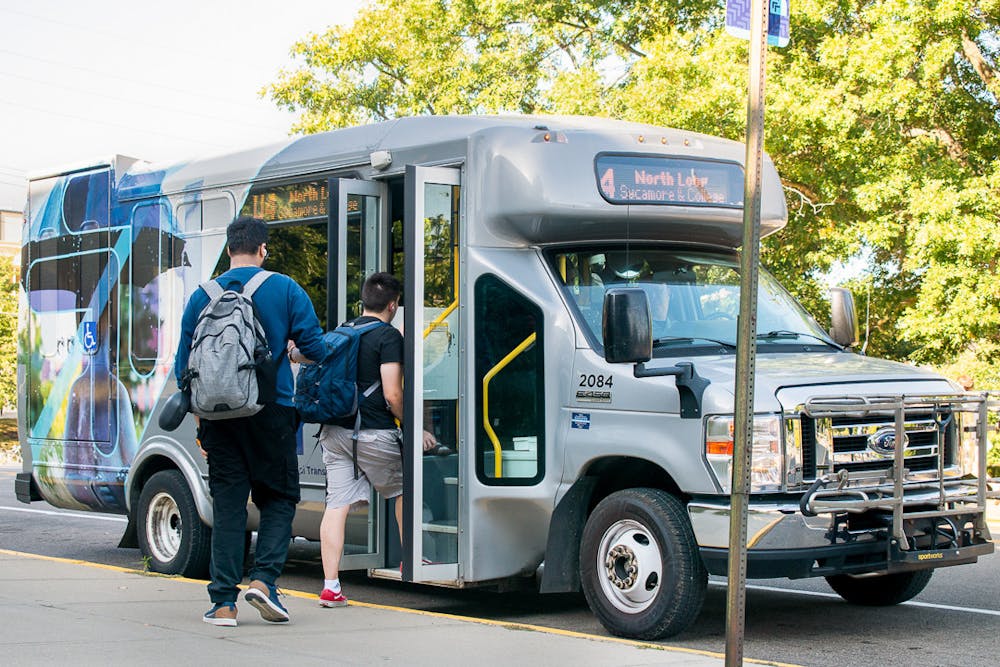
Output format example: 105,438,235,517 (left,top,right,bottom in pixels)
705,415,783,493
